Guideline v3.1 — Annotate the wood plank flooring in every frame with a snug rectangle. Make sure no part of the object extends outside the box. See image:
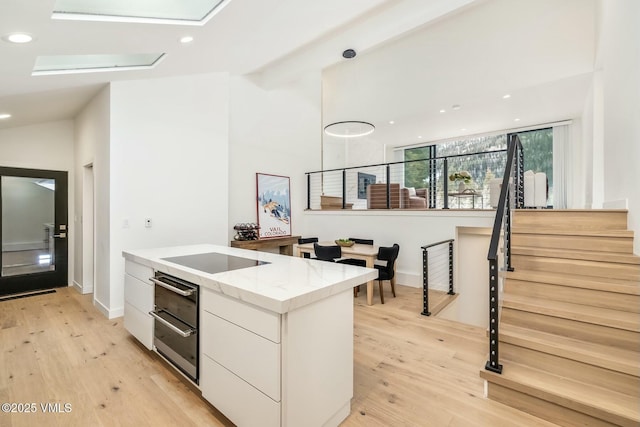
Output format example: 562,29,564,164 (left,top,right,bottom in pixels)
0,286,554,426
